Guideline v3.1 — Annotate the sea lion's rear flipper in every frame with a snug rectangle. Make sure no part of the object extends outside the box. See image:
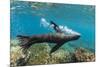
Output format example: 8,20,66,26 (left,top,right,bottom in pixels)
50,42,64,54
17,35,30,48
